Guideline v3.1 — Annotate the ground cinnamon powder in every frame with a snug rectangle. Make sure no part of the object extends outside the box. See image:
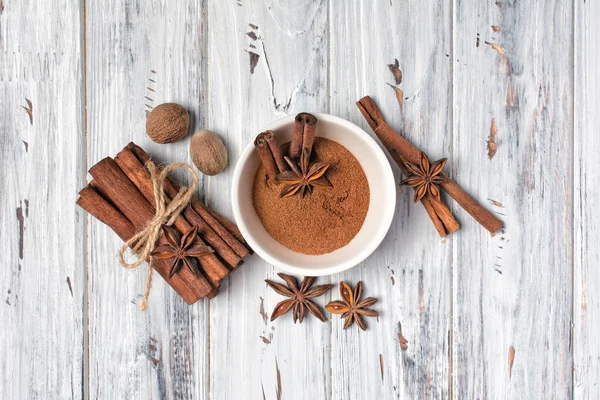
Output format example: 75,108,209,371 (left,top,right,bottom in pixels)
252,138,370,255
